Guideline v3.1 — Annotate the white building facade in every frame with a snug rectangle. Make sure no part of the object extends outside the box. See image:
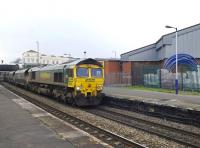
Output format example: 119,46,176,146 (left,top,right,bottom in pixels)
22,50,73,67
